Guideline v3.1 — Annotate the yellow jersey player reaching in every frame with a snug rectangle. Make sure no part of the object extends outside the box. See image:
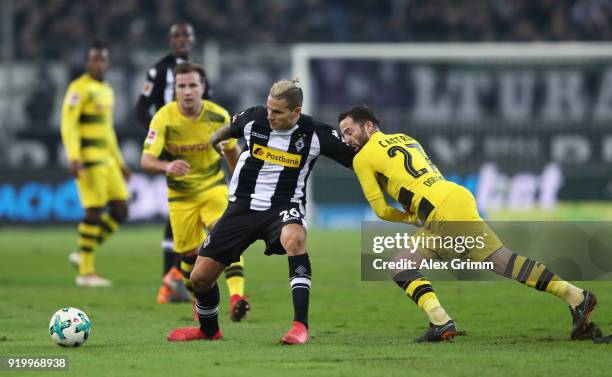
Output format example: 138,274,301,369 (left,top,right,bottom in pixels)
141,62,250,322
338,105,599,342
61,40,131,288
